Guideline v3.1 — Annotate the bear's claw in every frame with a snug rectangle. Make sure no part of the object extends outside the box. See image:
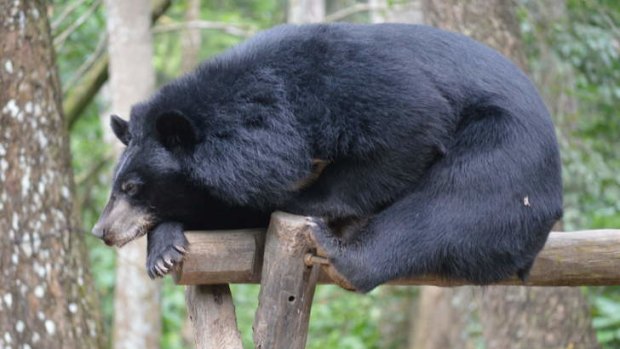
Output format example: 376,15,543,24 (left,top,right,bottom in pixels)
305,216,357,291
146,222,189,279
147,243,187,279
